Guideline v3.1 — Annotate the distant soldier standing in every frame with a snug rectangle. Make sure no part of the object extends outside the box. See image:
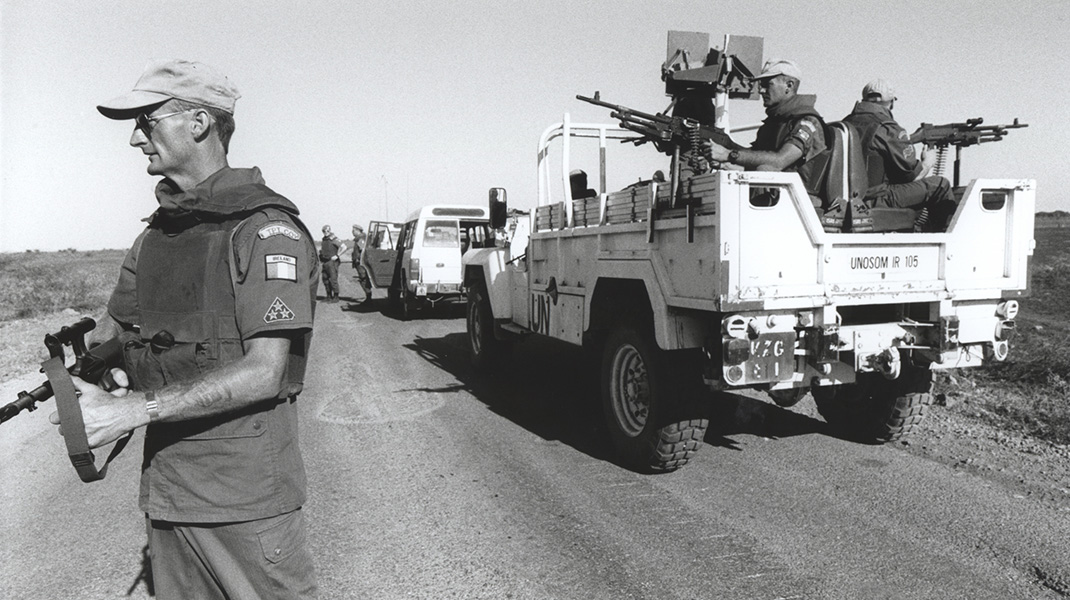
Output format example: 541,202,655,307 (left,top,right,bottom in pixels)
352,224,373,304
320,225,346,302
841,79,958,231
